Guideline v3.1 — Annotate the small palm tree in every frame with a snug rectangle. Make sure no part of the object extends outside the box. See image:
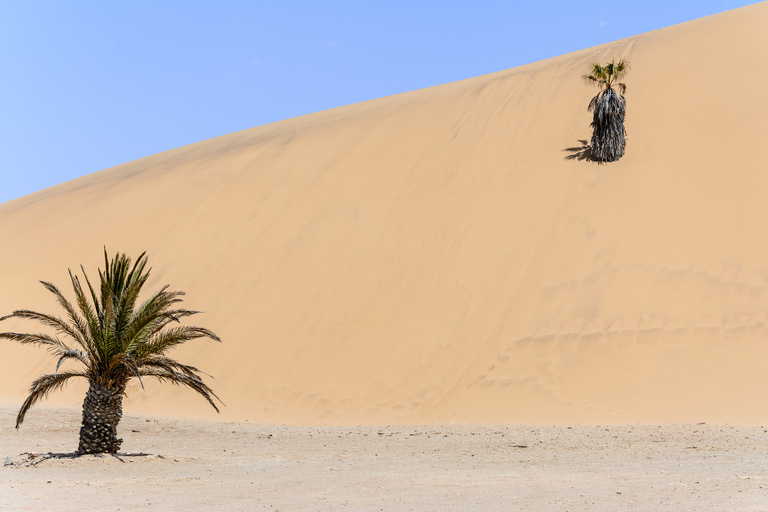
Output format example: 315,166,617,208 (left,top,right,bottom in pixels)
0,250,221,455
583,58,630,162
